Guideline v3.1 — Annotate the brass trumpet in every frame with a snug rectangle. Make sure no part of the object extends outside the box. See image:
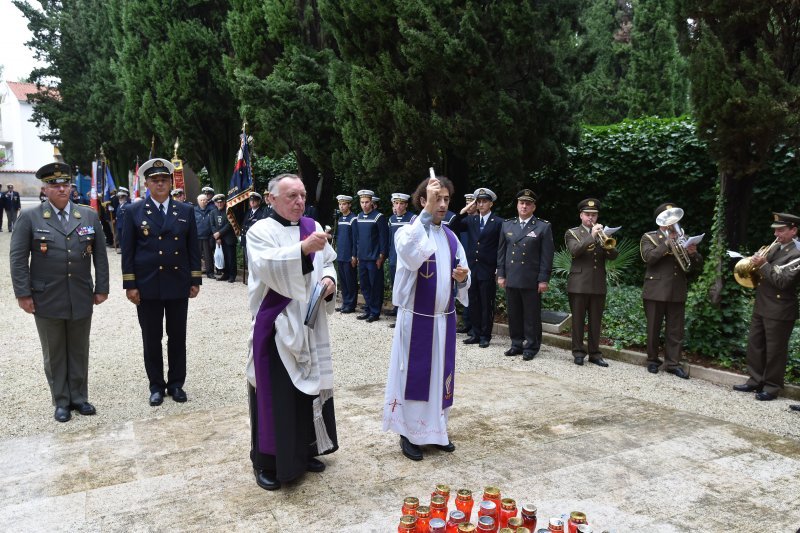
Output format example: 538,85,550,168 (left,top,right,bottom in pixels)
734,238,780,288
596,228,617,250
655,207,691,272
